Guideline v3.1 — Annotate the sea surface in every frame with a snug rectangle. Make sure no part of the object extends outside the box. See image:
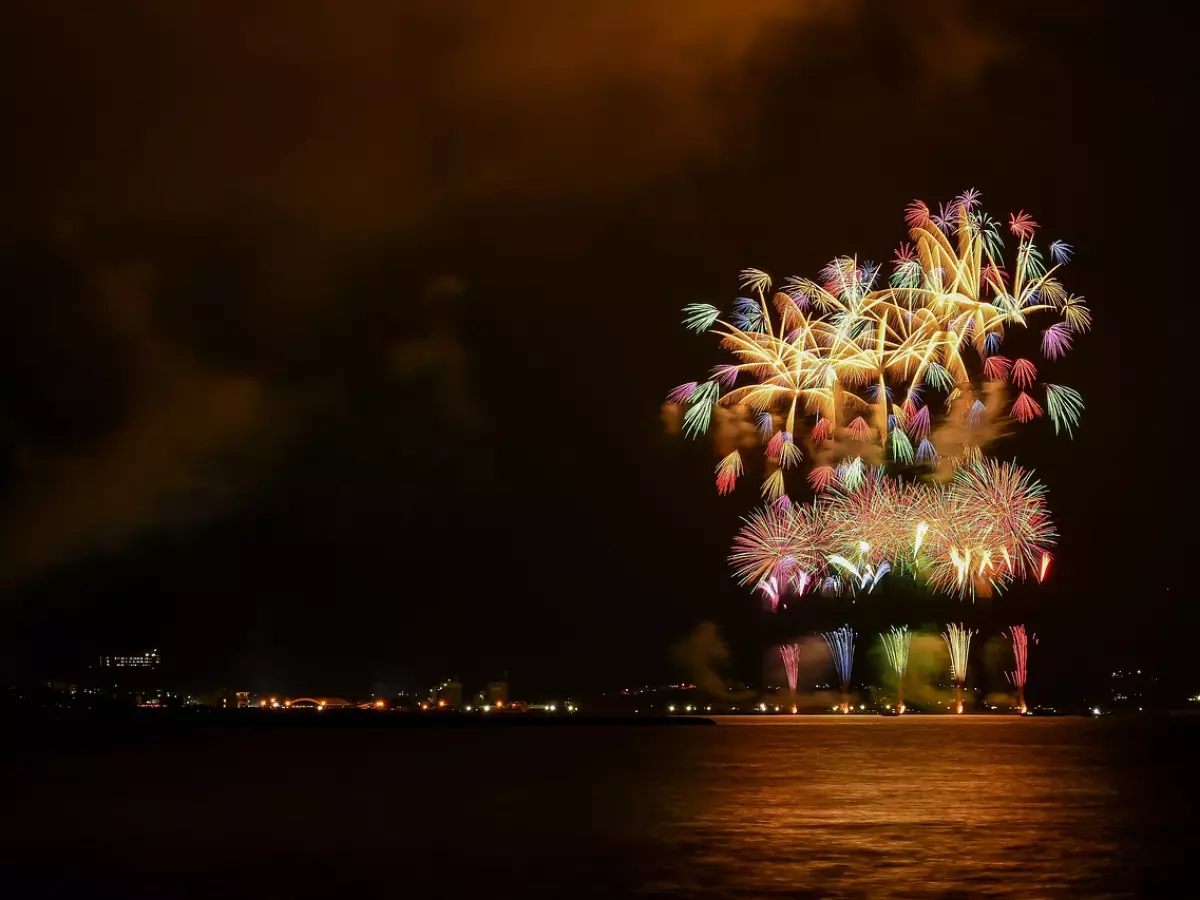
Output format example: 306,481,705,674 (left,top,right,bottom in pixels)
4,715,1197,898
